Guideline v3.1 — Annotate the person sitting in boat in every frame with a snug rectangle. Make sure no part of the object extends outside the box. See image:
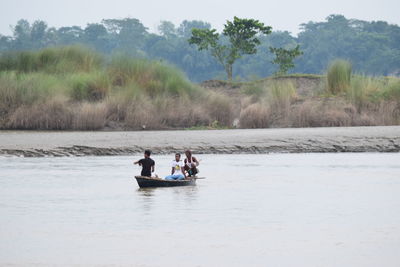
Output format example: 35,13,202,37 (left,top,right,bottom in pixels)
184,150,199,177
165,153,186,180
134,150,155,177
